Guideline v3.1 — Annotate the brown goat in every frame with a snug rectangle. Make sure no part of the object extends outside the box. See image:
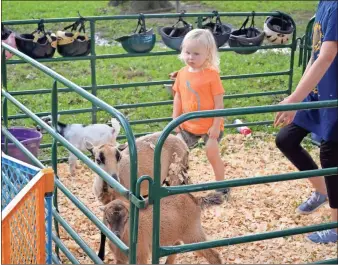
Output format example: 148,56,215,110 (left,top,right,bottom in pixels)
86,132,190,204
99,192,224,264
